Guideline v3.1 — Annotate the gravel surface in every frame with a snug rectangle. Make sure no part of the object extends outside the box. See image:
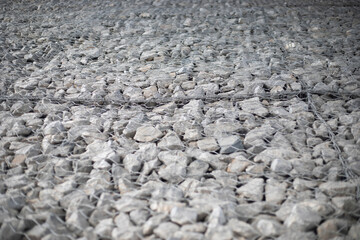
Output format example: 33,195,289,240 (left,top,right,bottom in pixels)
1,0,360,239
